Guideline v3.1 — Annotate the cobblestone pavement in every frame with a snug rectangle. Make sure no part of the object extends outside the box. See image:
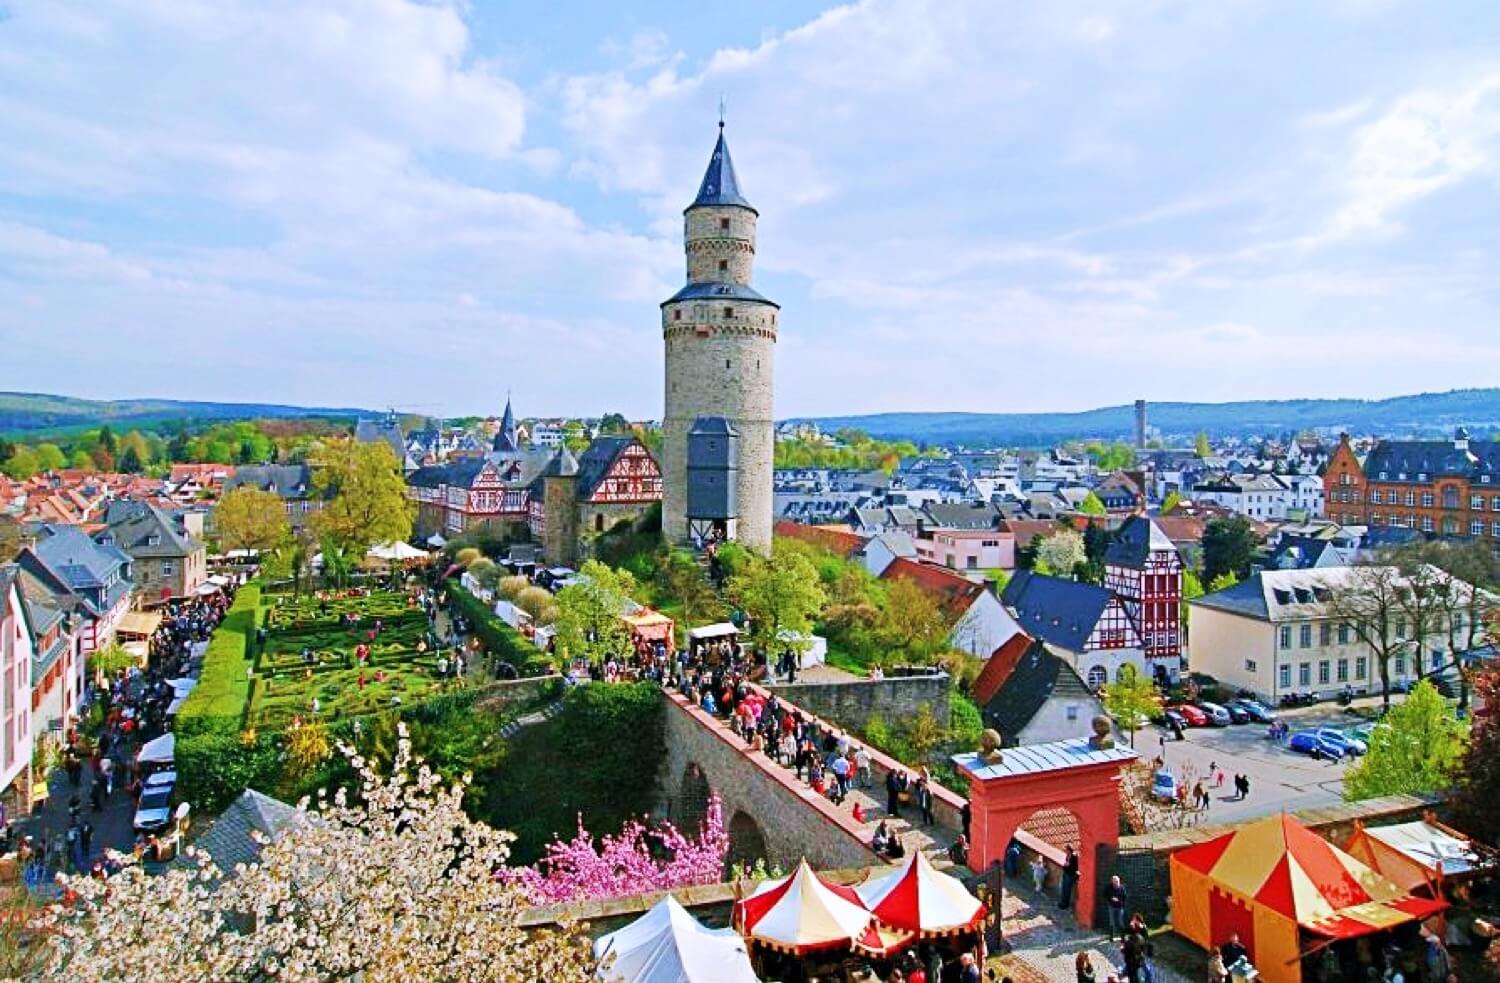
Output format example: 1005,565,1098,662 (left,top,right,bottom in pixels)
997,879,1193,983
